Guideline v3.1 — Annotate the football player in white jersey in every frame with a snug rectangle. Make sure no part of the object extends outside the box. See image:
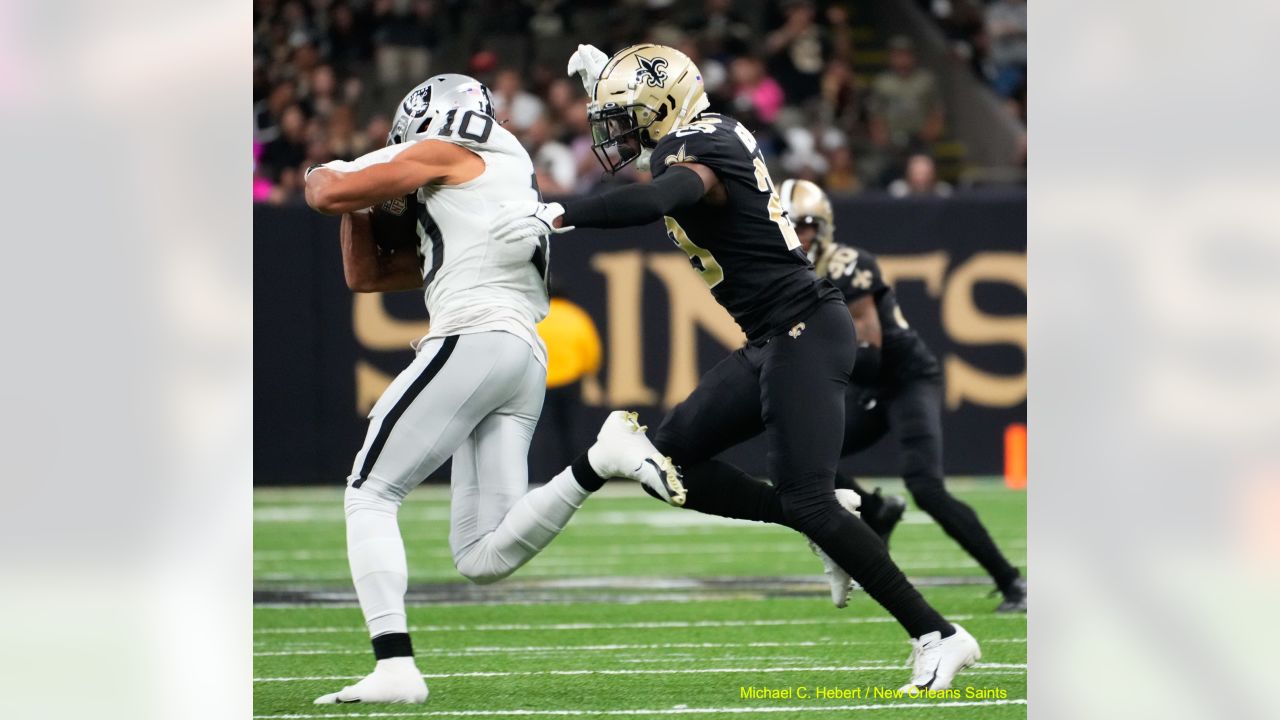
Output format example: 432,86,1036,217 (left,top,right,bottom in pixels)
300,74,686,705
